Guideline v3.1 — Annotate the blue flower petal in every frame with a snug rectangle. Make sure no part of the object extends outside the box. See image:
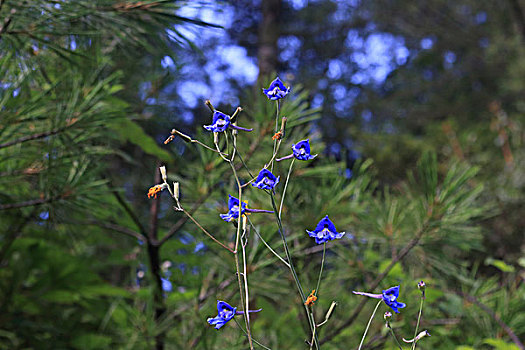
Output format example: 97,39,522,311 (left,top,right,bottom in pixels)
306,215,345,245
208,300,237,329
292,139,317,161
263,77,291,100
204,111,231,132
382,286,405,313
220,195,247,222
252,169,280,190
